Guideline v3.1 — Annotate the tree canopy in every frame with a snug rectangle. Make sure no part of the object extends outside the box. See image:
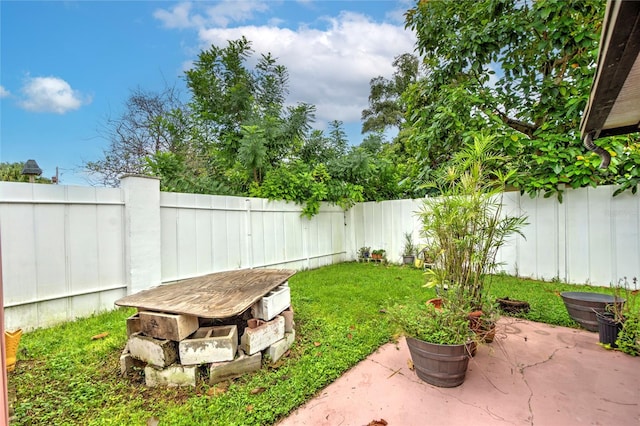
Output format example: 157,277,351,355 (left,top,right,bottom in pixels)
84,2,640,212
86,38,411,214
404,0,639,199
